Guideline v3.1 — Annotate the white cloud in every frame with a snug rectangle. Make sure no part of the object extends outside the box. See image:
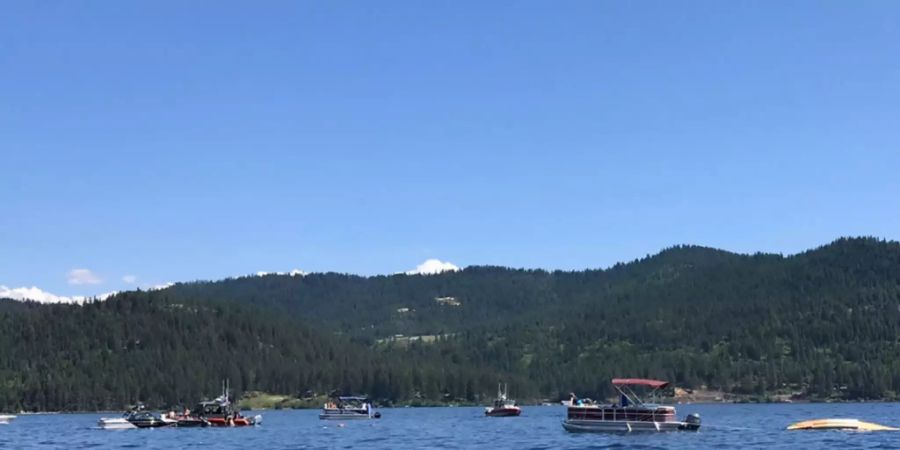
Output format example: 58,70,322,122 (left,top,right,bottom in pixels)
0,285,81,304
405,259,461,275
251,269,307,278
122,275,138,284
95,291,118,300
148,282,174,291
67,268,102,285
0,285,117,304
